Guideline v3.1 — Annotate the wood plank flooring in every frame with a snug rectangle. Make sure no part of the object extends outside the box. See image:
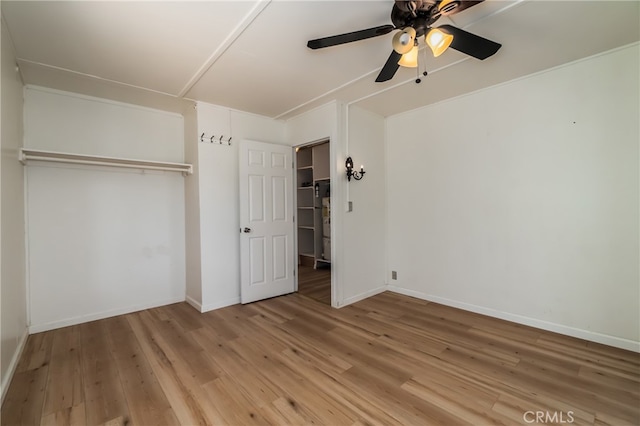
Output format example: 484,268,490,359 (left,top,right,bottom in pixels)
297,265,331,305
2,291,639,425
